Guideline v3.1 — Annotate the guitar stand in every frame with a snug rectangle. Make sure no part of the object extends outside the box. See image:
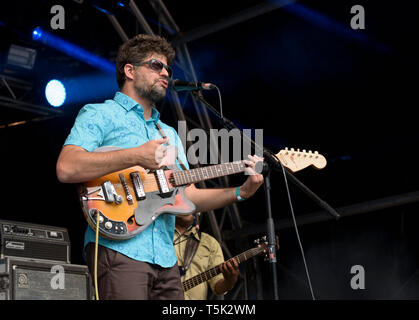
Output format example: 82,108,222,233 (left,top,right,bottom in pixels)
191,90,340,300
